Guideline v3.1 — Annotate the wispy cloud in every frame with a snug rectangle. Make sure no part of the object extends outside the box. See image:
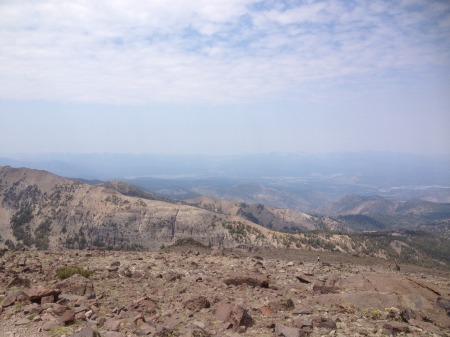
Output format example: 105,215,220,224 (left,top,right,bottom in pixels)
0,0,449,104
